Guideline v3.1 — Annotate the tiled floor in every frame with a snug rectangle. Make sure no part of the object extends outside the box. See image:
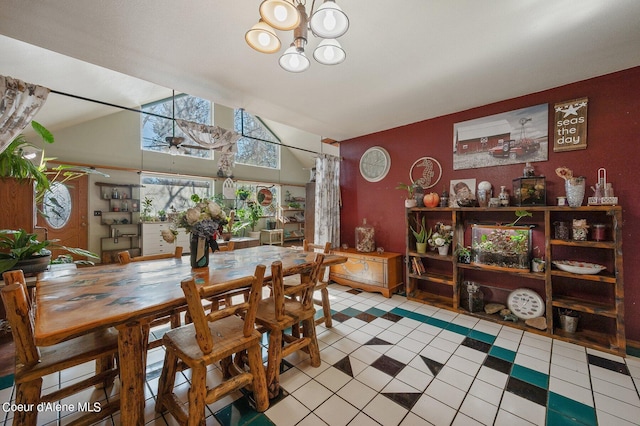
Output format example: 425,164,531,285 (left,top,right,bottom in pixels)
1,283,640,425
